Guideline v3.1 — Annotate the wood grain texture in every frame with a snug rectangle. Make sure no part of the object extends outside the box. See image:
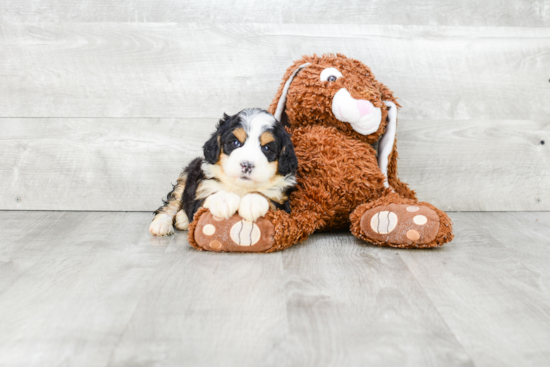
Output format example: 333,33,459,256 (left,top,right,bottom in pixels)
2,0,550,26
0,211,170,367
108,230,287,367
275,233,473,367
397,119,550,211
0,211,57,293
0,118,214,211
1,211,549,366
399,212,550,367
1,23,549,121
1,118,547,211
